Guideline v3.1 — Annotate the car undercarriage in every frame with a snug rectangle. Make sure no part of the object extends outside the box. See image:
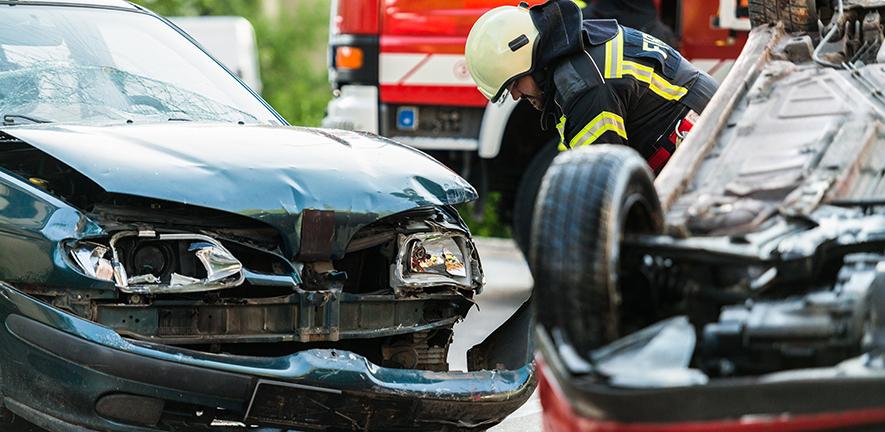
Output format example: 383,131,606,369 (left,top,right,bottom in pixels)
533,0,885,428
